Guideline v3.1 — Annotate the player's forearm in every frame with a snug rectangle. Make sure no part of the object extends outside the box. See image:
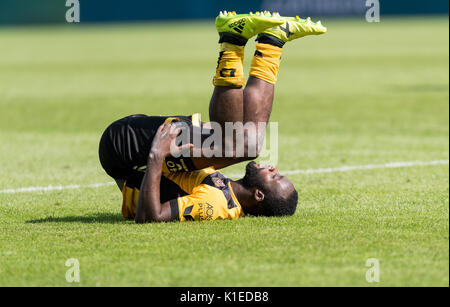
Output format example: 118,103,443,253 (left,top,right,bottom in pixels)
135,153,164,223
